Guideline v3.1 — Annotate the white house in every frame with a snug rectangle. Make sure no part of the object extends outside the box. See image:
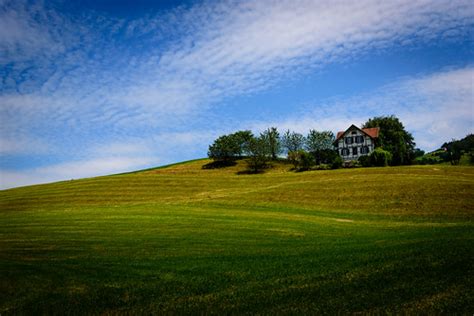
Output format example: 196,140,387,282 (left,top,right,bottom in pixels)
334,125,380,161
